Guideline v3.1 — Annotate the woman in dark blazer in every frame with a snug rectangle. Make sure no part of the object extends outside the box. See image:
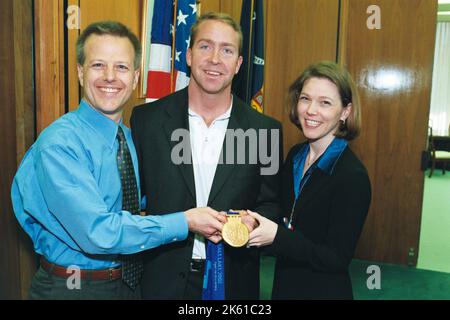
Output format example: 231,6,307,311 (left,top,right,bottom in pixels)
248,61,371,299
